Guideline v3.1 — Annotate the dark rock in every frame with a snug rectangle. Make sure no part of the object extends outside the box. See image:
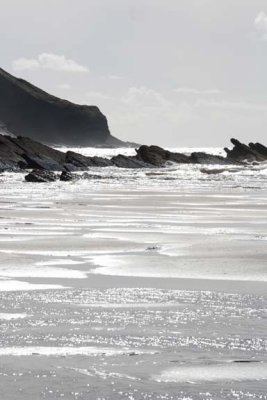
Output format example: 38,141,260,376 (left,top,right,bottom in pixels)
136,145,167,166
168,152,190,164
60,171,80,181
90,156,114,167
21,153,63,171
136,145,190,166
0,67,125,146
62,163,81,172
0,134,65,171
249,142,267,158
111,154,152,168
225,138,264,162
65,151,113,168
65,151,92,168
189,152,235,165
0,134,27,169
25,169,58,182
1,133,267,174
